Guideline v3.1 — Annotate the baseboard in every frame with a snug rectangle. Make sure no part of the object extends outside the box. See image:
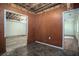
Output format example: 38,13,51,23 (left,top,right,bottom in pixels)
35,41,63,50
